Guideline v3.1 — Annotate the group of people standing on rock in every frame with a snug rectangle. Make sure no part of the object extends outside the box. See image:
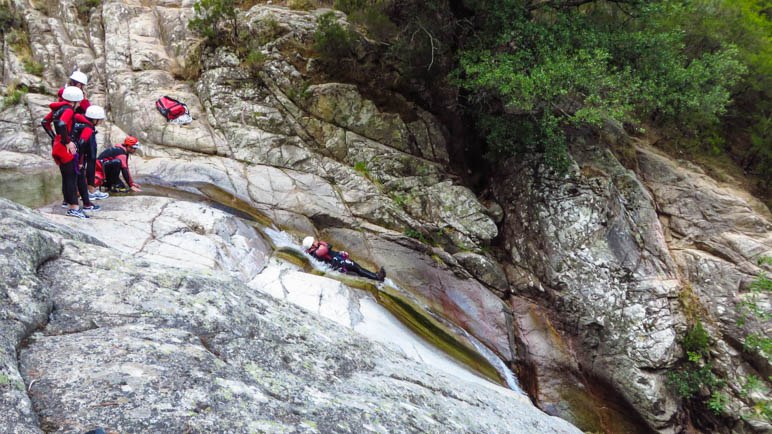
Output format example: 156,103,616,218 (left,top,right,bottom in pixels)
42,70,142,219
42,70,387,281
